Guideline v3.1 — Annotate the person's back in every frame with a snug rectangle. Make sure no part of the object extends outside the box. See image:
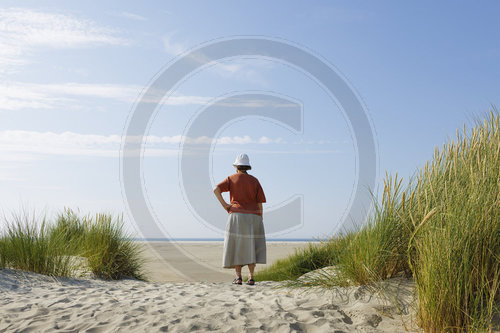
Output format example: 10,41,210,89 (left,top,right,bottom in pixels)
218,173,265,216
